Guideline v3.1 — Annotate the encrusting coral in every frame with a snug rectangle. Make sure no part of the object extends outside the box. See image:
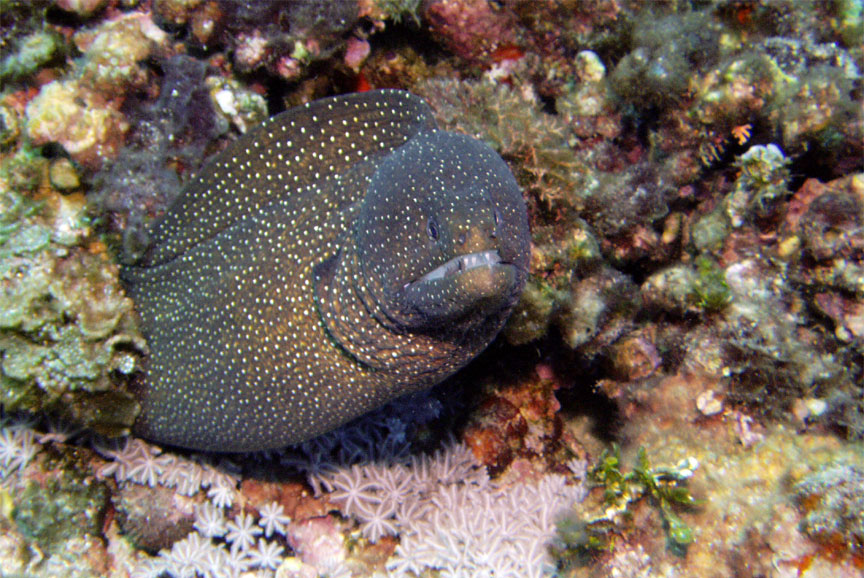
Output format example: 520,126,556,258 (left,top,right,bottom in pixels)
793,461,864,560
0,184,144,435
25,12,168,169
